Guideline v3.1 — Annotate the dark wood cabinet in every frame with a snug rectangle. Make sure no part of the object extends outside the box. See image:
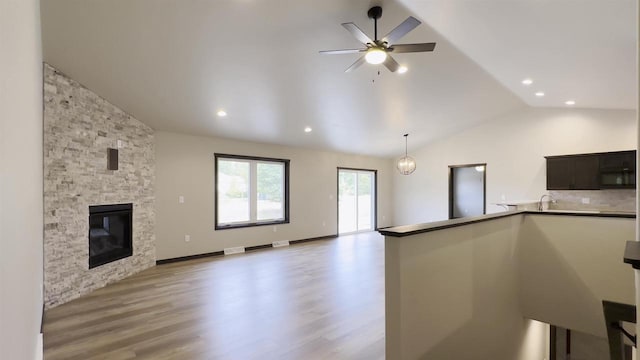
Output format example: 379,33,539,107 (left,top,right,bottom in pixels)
546,157,575,190
546,155,599,190
573,156,600,189
545,150,635,190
